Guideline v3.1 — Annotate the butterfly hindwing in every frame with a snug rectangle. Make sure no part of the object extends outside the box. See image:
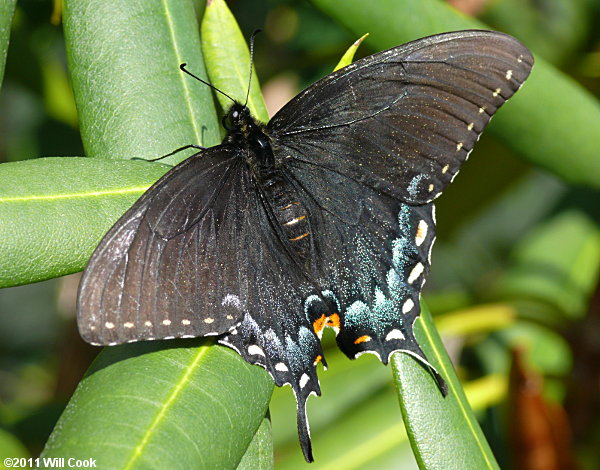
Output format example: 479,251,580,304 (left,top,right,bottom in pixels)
282,164,437,364
269,30,533,205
